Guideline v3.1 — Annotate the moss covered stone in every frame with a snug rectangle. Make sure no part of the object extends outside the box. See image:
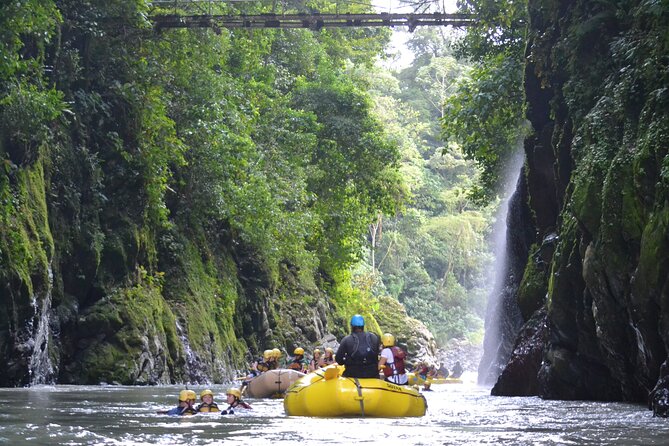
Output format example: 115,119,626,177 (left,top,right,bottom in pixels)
517,244,547,321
